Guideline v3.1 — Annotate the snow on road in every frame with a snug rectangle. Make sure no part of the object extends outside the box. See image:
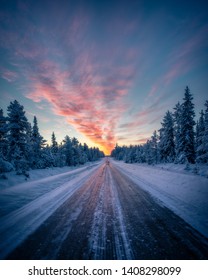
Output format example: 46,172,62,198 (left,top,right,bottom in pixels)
0,162,101,216
89,166,133,259
113,160,208,238
0,158,208,259
0,161,103,258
